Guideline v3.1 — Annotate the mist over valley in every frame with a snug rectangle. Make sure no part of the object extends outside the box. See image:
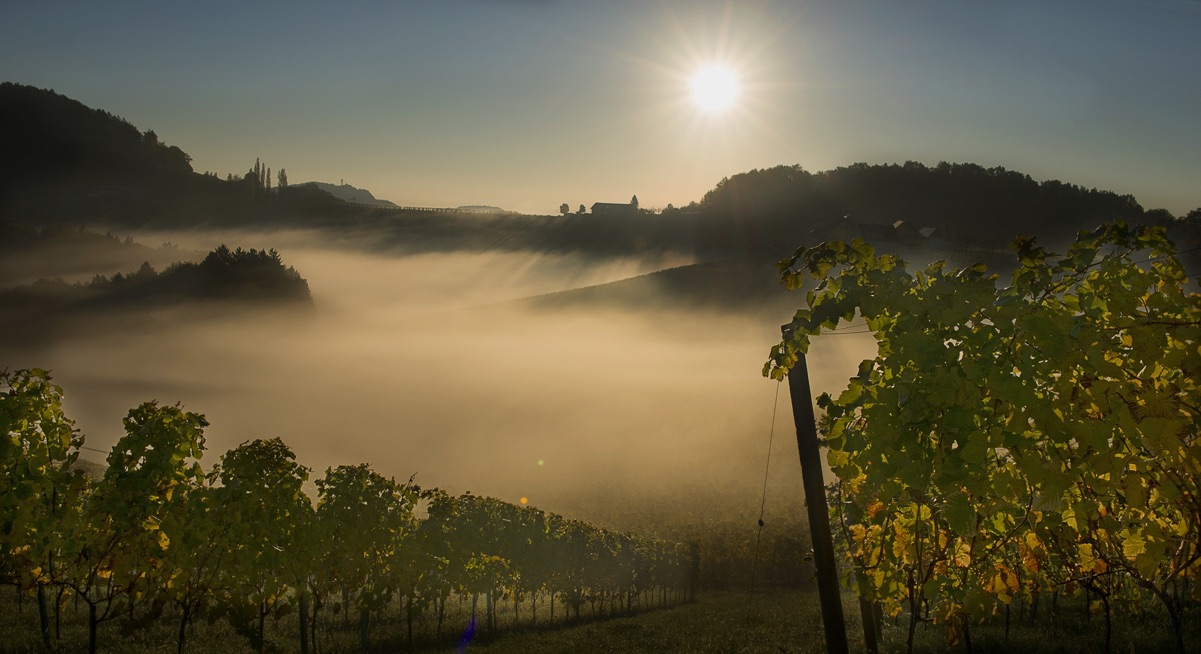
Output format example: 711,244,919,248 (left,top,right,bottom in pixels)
2,228,869,531
3,80,1198,535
